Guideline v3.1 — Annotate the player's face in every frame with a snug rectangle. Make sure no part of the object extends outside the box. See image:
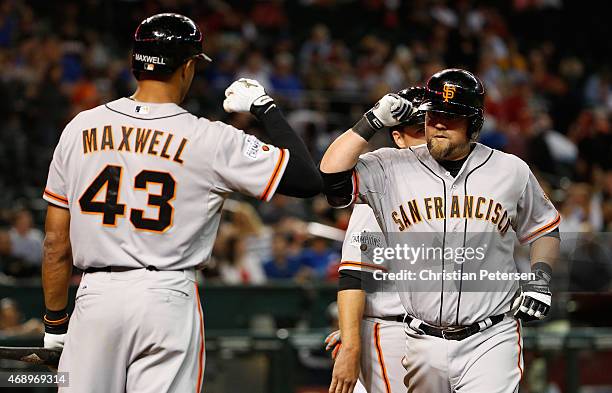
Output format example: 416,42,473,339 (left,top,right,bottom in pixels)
392,124,425,149
425,111,471,161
